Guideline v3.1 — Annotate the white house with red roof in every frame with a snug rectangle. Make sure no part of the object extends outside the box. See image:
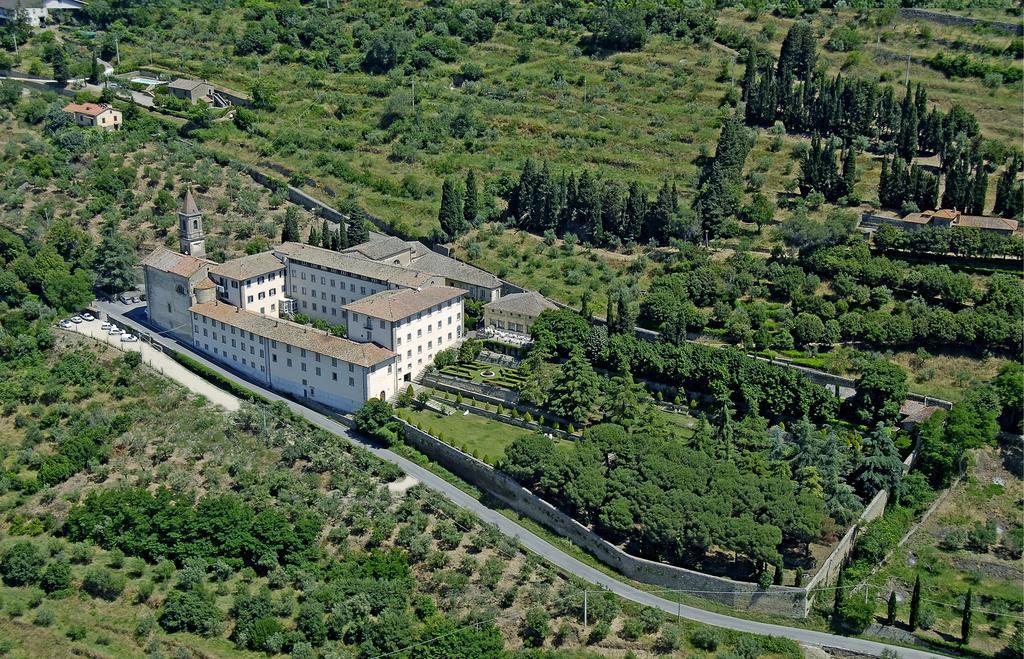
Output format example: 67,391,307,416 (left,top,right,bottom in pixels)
62,102,122,131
